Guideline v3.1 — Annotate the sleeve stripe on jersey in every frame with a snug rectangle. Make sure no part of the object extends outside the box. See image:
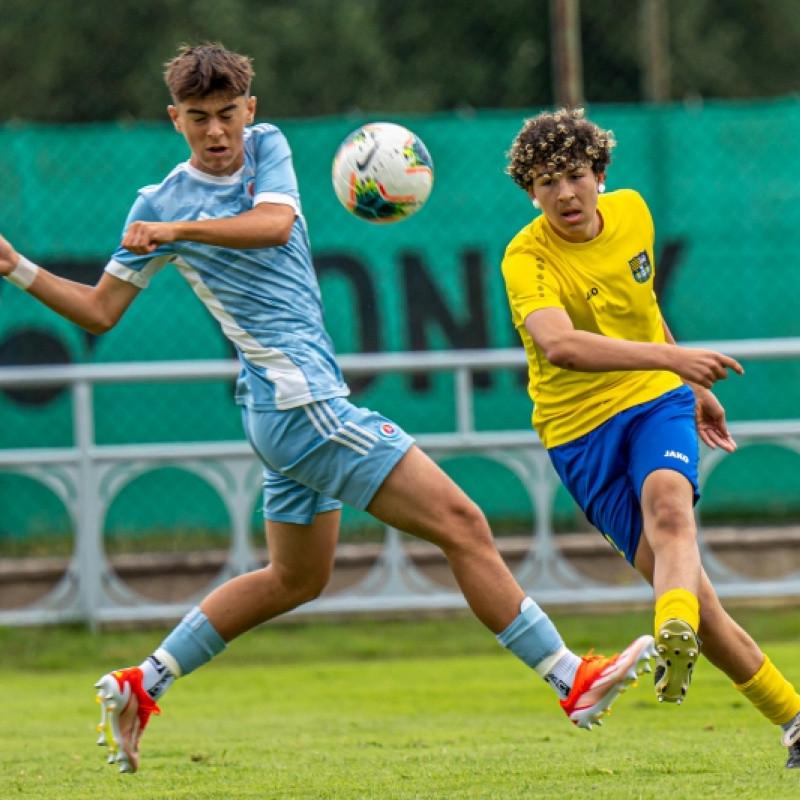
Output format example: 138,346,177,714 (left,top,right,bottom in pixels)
105,255,173,289
254,192,299,215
